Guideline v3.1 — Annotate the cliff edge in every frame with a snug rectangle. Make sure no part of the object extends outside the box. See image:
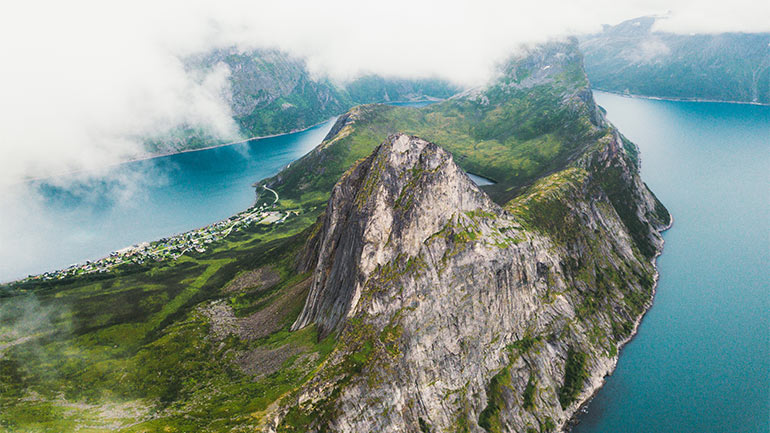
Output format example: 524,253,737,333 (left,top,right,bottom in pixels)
267,128,669,432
